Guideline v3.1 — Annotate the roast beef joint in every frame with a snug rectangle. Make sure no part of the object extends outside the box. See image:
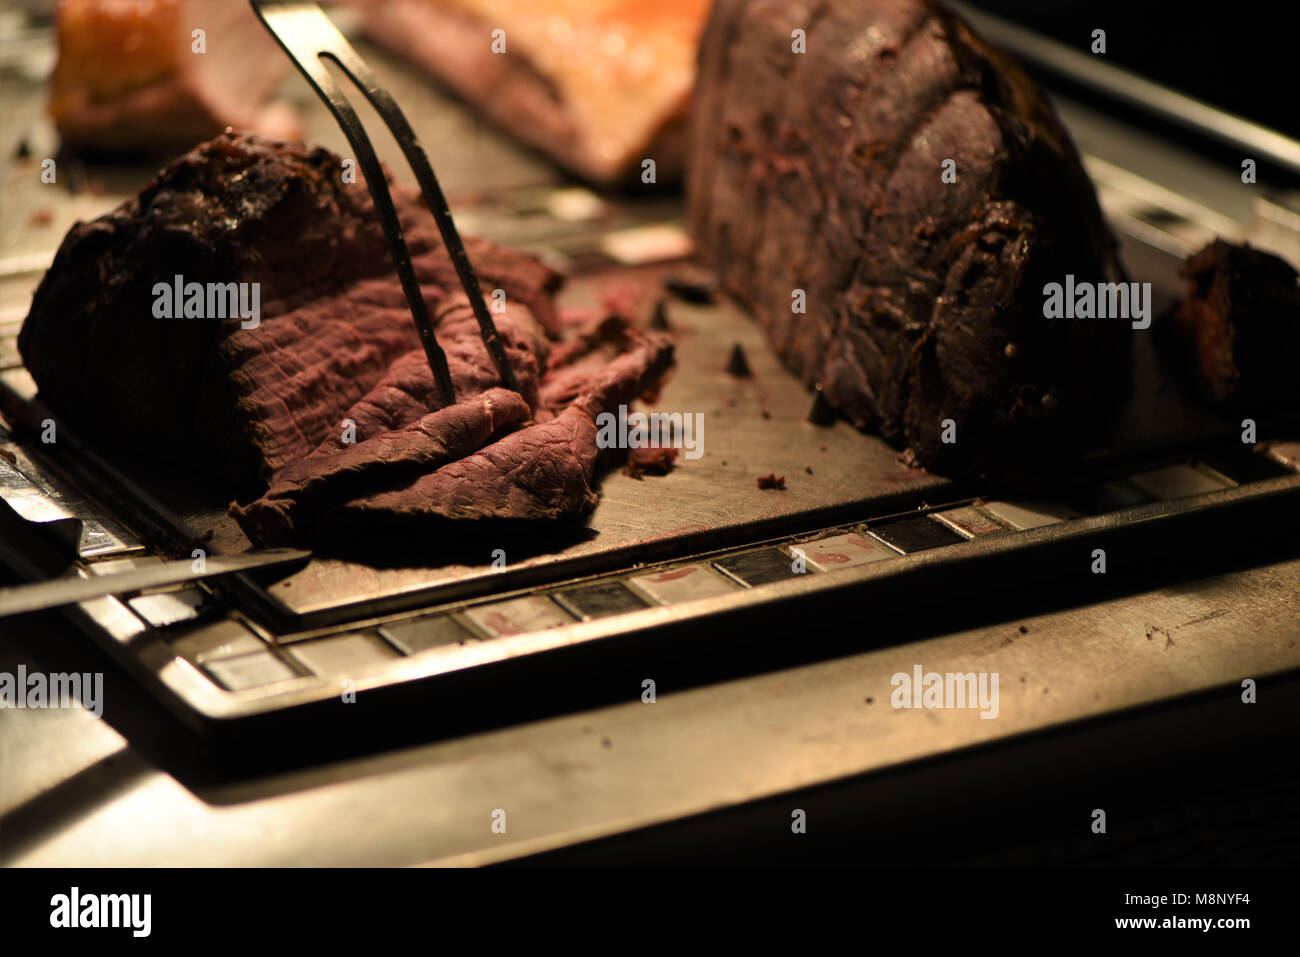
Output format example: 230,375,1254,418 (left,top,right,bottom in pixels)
17,132,675,548
689,0,1134,485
